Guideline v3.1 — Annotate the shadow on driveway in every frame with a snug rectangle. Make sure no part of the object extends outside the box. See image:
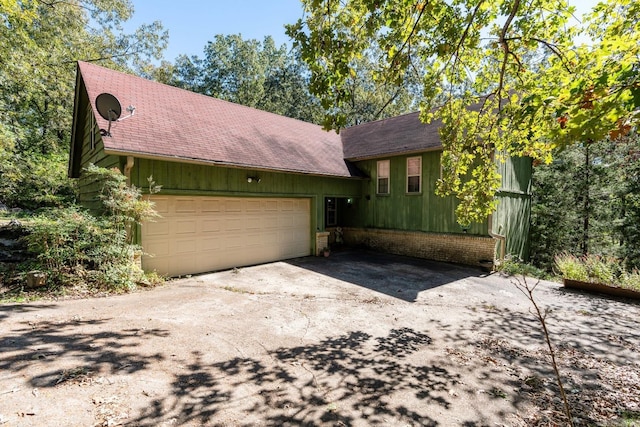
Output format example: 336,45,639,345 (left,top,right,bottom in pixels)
287,248,485,302
128,327,454,426
2,249,640,426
